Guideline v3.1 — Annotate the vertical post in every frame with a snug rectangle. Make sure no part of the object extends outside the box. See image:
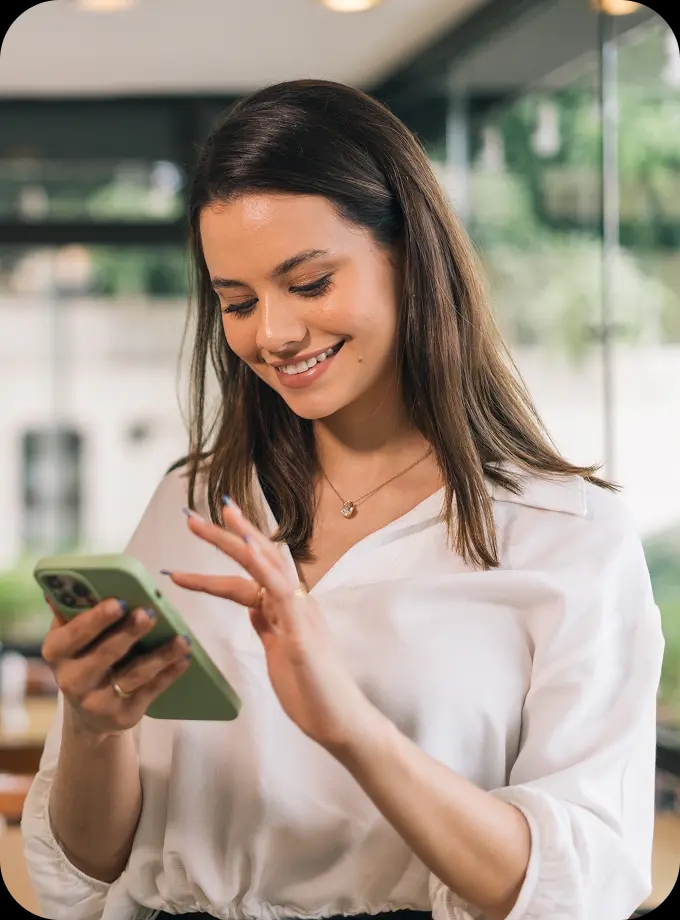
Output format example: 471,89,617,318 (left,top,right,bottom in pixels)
445,90,471,225
599,11,620,479
46,284,66,553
